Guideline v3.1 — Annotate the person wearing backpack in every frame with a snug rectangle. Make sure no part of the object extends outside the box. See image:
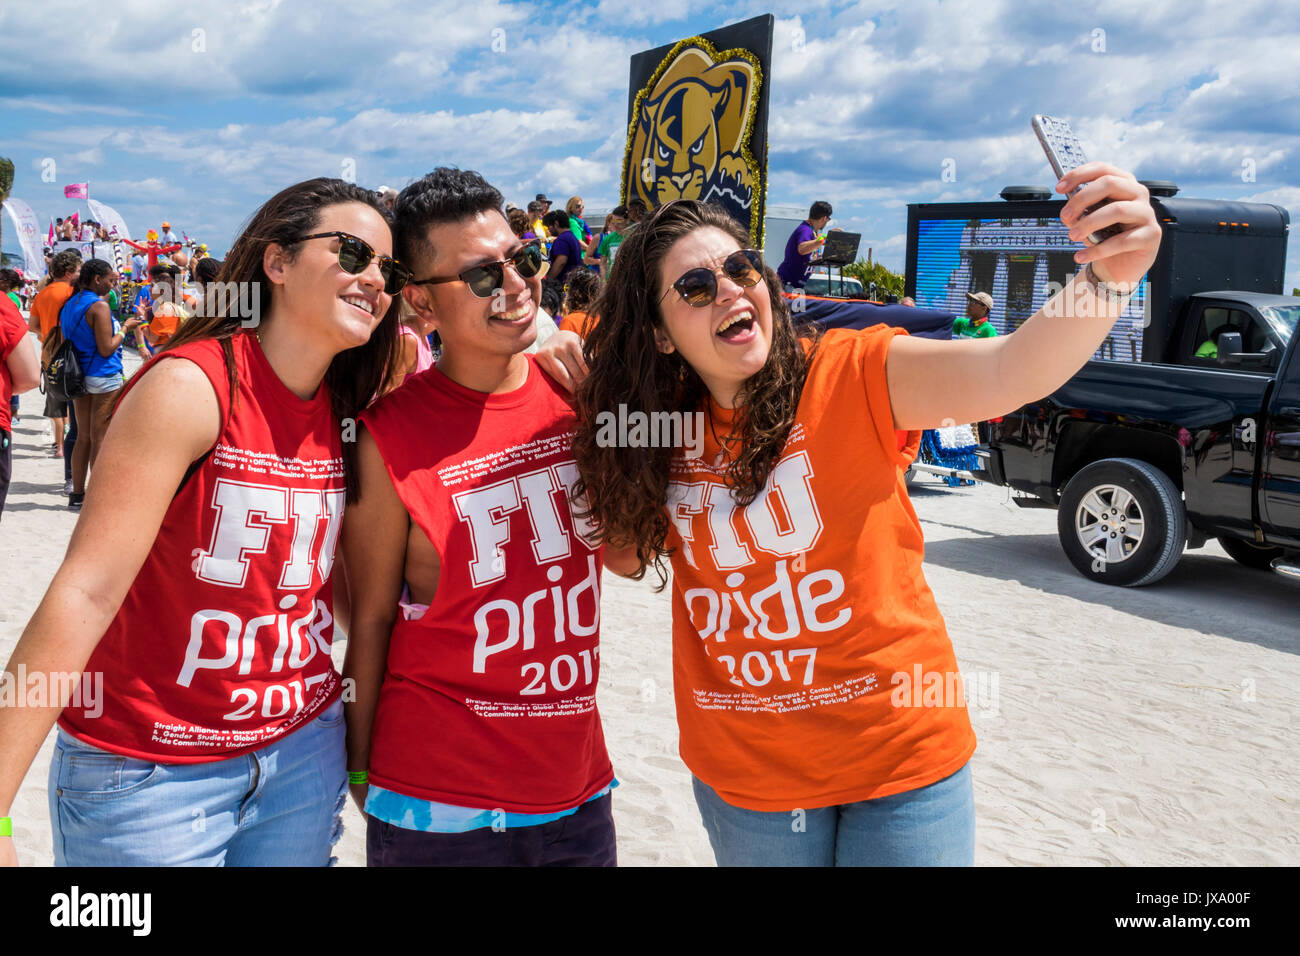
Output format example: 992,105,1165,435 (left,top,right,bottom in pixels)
59,259,140,509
